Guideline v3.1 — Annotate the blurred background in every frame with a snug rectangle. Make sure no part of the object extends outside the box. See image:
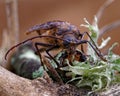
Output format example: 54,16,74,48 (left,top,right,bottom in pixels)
0,0,120,55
